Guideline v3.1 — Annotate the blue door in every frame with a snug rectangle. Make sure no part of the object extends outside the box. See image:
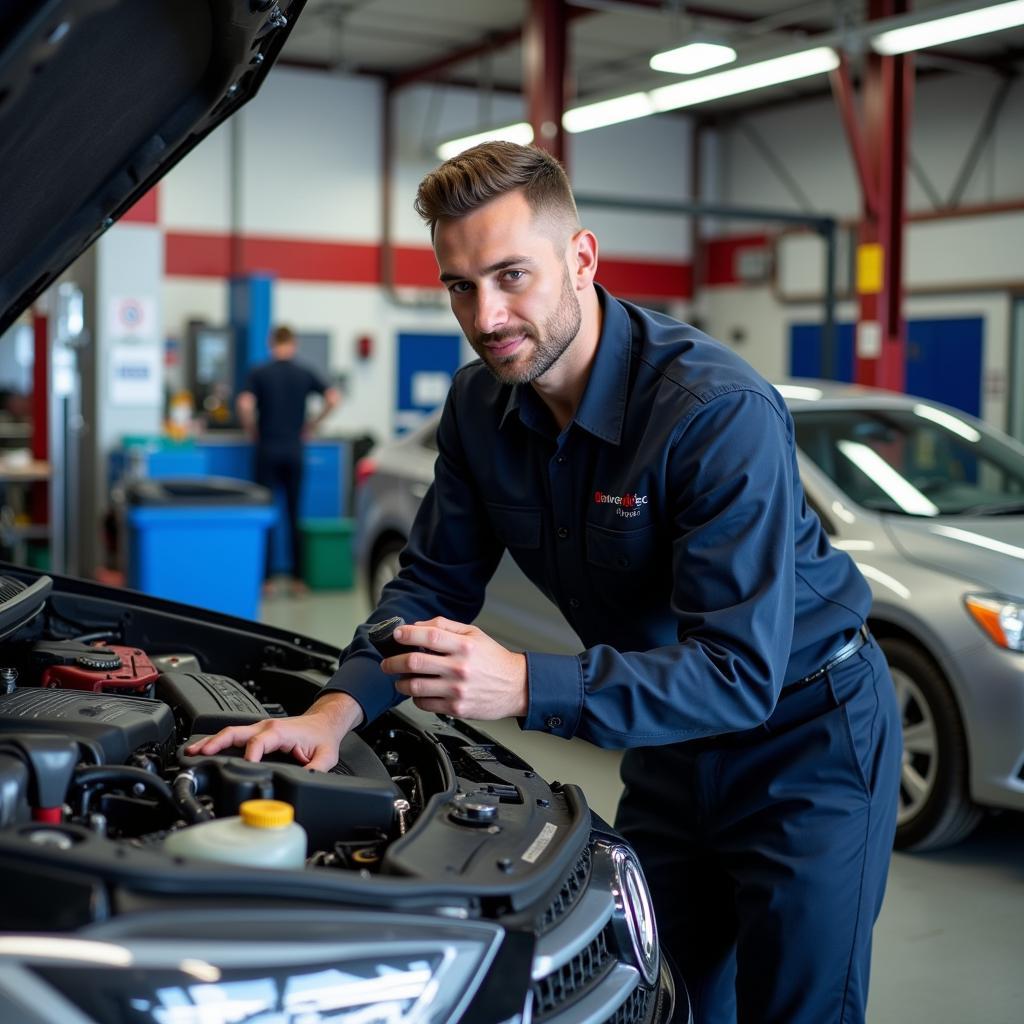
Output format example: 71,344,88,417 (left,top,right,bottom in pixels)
396,332,462,434
788,317,983,416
